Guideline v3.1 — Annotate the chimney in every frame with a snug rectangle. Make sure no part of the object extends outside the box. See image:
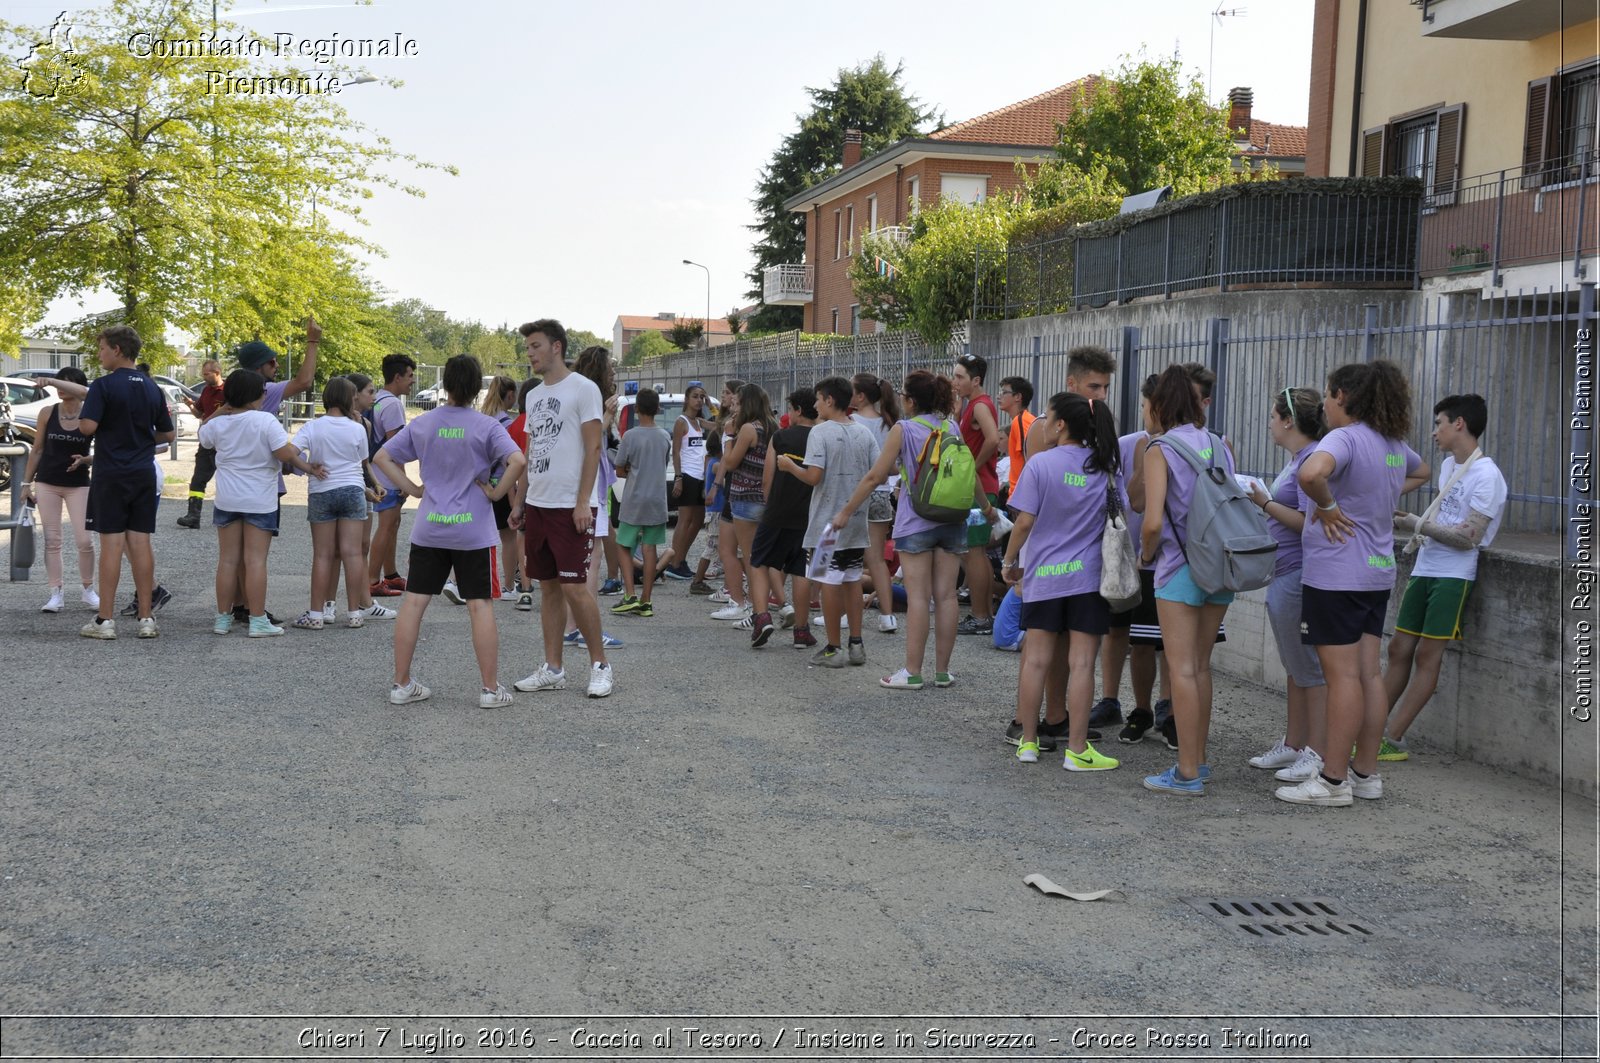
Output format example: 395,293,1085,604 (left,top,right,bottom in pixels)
842,128,863,169
1227,87,1253,141
656,312,674,320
